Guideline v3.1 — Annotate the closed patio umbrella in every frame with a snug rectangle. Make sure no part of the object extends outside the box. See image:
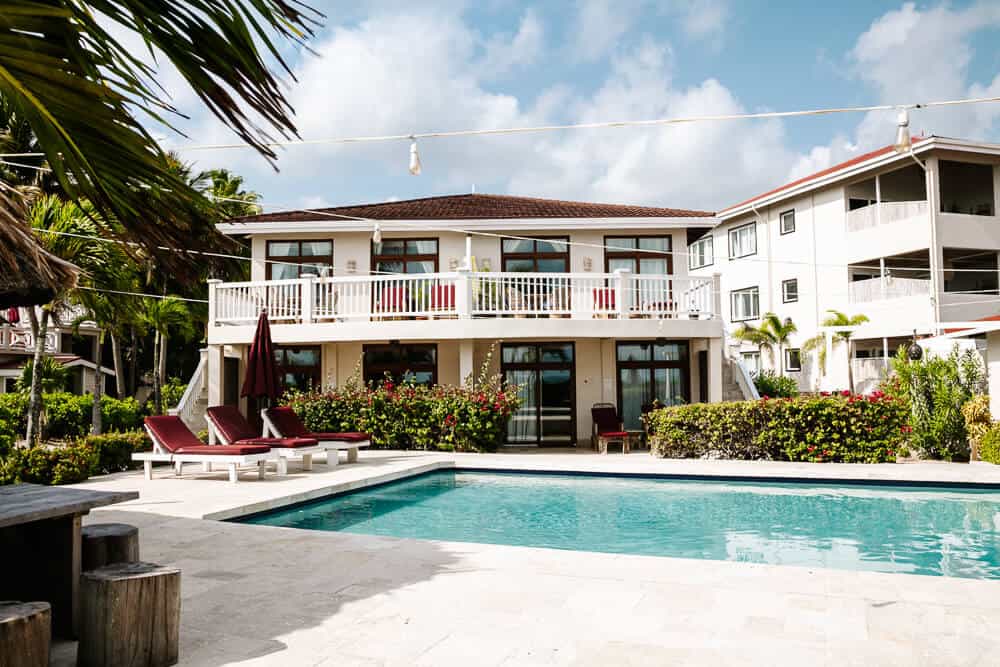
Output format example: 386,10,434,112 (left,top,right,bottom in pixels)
241,310,281,405
5,307,19,324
